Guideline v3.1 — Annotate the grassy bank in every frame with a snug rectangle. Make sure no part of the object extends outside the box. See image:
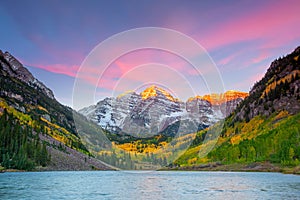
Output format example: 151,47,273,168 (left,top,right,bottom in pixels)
161,162,300,175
